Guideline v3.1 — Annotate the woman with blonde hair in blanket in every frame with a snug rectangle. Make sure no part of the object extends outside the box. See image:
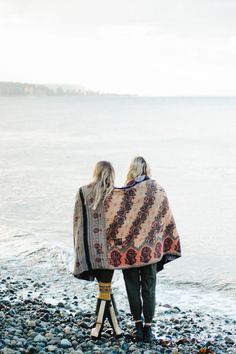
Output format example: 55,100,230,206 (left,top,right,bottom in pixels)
73,161,122,340
122,156,156,342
